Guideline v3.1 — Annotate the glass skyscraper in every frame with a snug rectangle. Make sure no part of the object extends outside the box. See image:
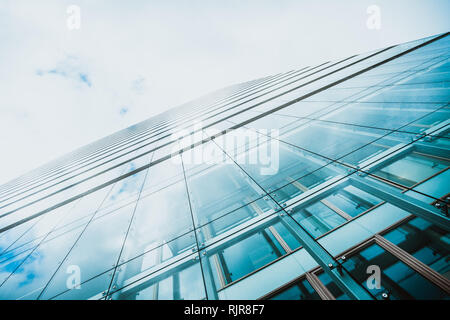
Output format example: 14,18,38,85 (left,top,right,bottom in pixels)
0,32,449,300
